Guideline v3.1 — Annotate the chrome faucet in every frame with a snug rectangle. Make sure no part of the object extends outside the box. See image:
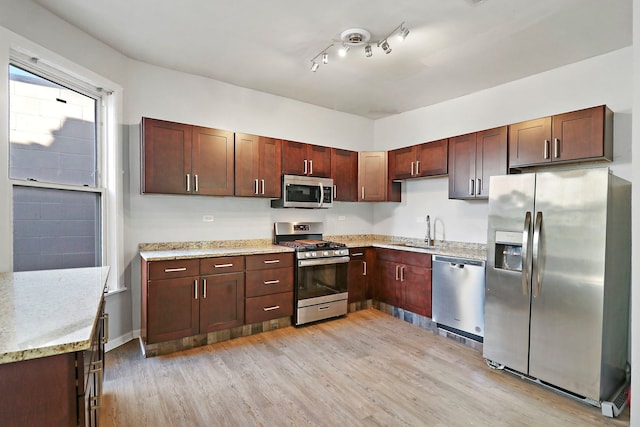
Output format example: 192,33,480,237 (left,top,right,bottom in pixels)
425,215,432,245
